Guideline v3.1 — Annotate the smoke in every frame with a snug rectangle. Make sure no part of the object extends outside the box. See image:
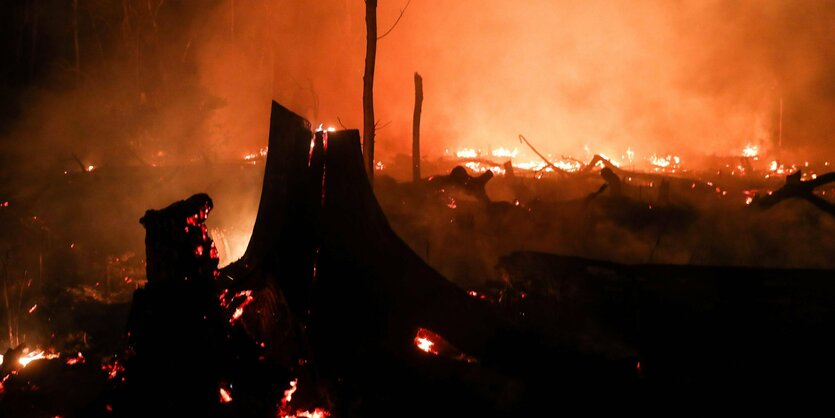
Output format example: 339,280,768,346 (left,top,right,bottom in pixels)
2,0,835,177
